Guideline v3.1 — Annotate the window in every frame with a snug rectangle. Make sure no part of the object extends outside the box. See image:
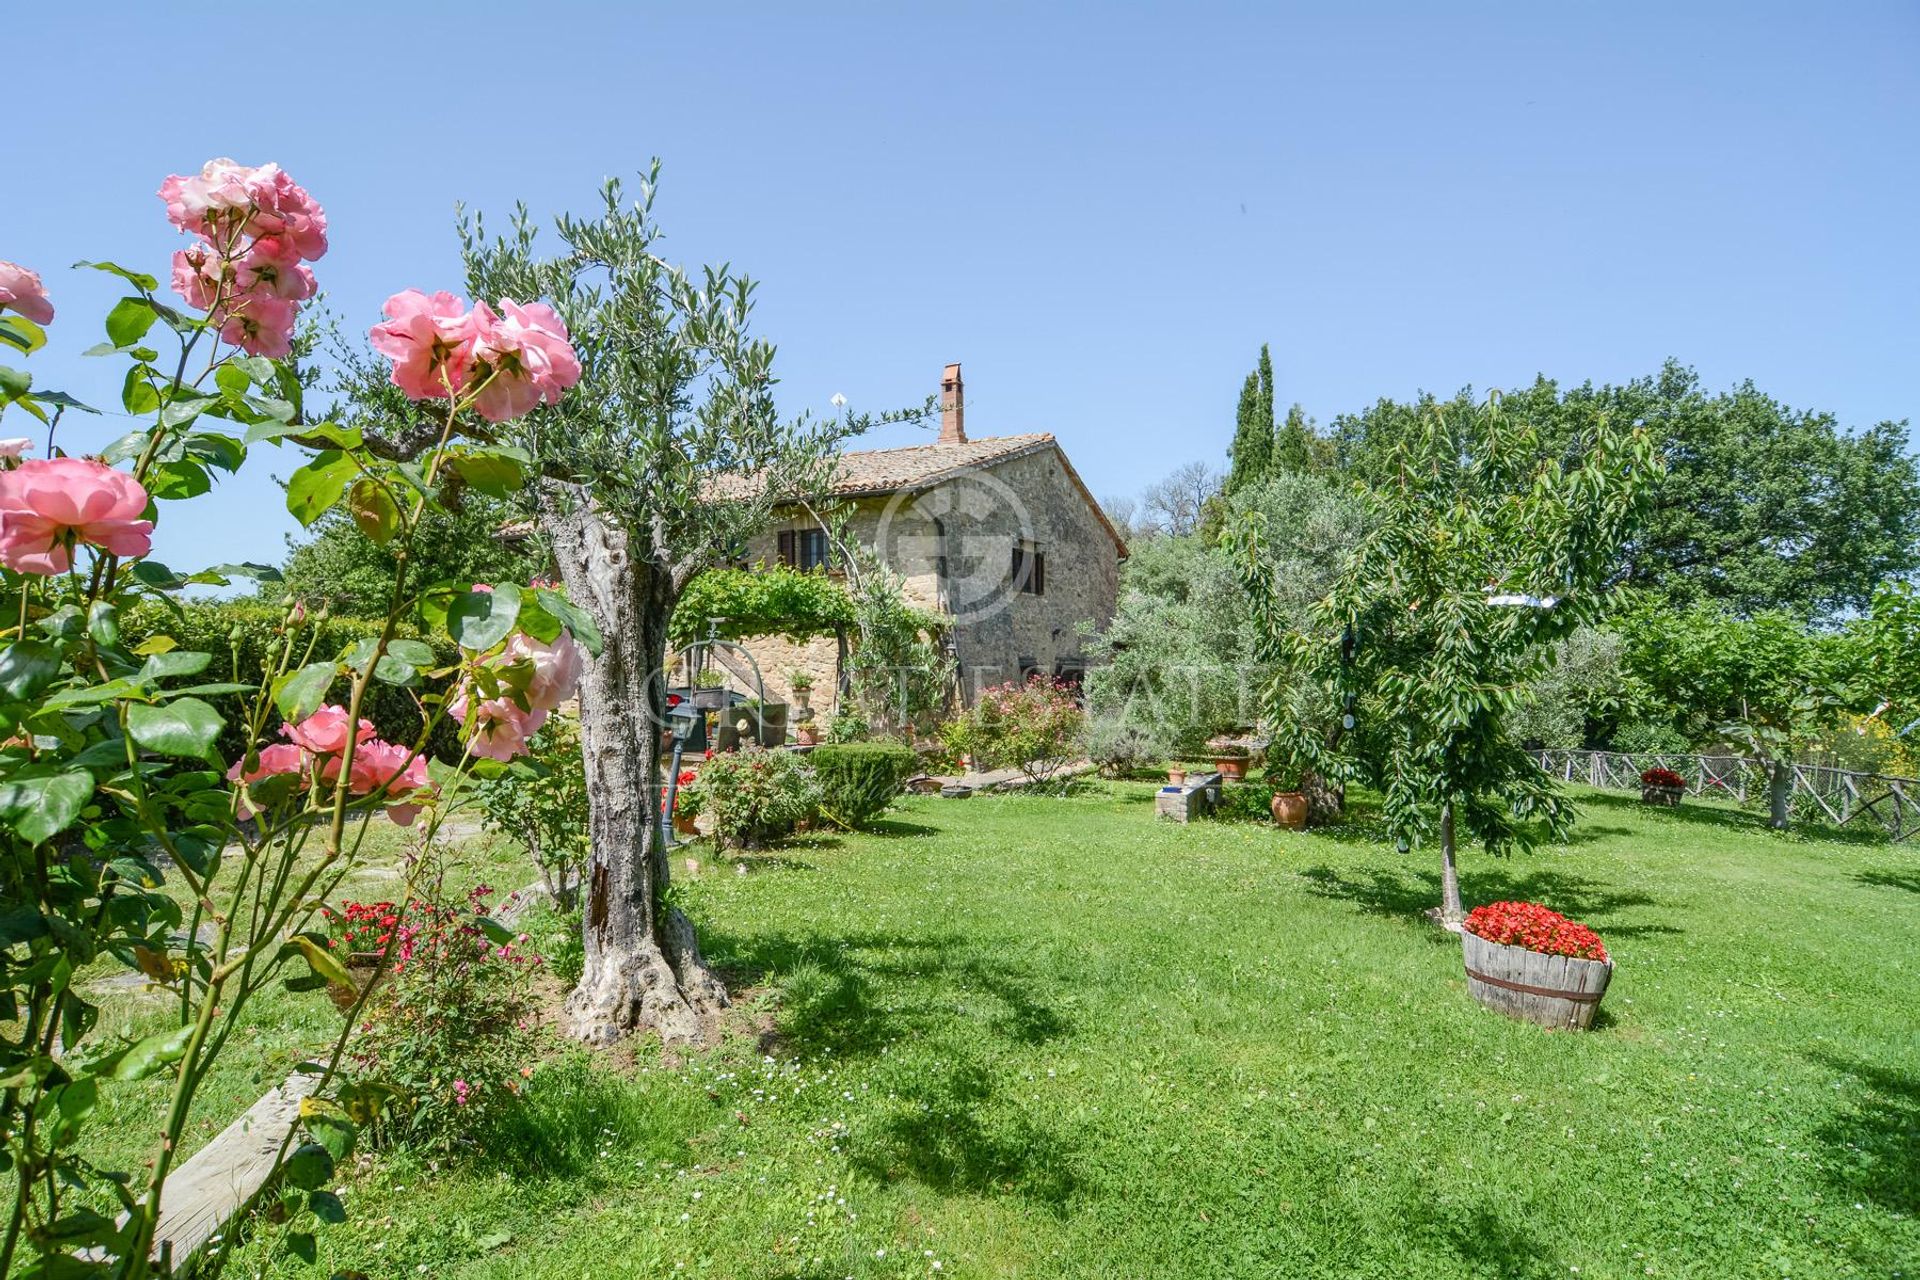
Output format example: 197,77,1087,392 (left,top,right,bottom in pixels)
776,528,831,572
1010,540,1044,596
